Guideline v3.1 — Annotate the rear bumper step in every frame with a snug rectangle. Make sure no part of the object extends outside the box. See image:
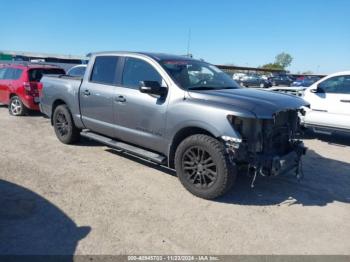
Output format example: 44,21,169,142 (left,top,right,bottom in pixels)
80,131,166,164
